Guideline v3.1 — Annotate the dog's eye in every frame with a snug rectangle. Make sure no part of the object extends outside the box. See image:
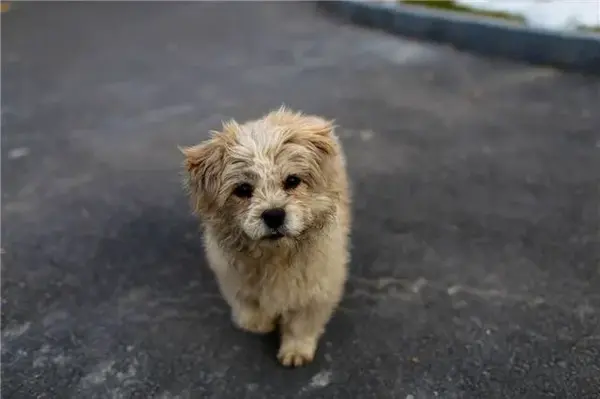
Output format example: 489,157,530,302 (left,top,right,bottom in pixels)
284,175,301,190
233,183,253,198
